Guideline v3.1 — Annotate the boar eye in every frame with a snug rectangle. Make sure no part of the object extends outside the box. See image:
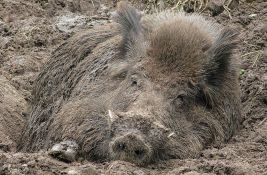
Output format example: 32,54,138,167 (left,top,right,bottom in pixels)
177,95,184,101
175,95,184,106
175,91,186,106
117,71,128,79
